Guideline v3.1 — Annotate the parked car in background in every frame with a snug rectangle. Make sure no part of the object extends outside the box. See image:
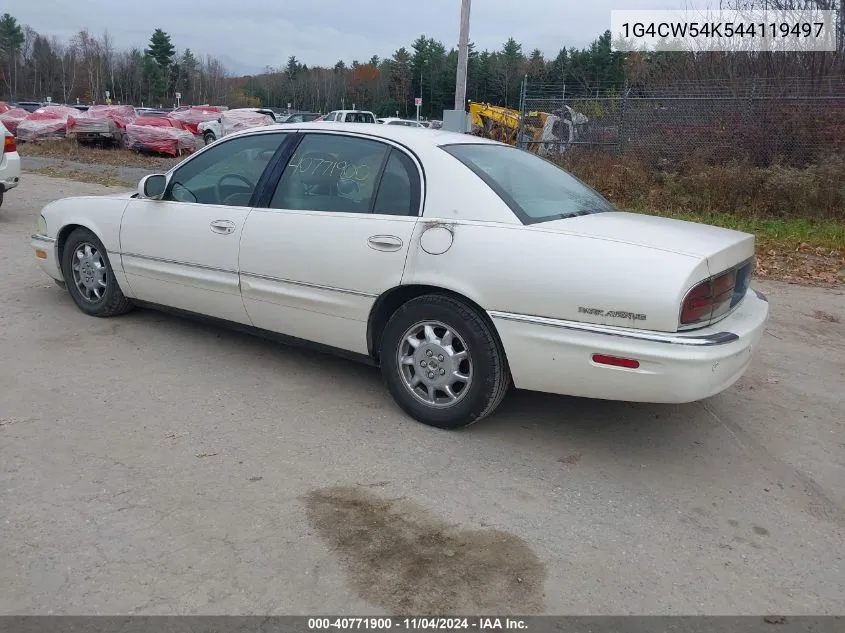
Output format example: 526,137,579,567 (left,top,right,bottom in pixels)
14,101,45,113
0,107,29,135
67,104,136,147
169,105,227,135
377,117,427,127
125,116,195,157
278,111,322,123
0,120,20,208
320,109,377,123
198,108,276,145
30,122,769,429
135,108,169,117
16,105,79,142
